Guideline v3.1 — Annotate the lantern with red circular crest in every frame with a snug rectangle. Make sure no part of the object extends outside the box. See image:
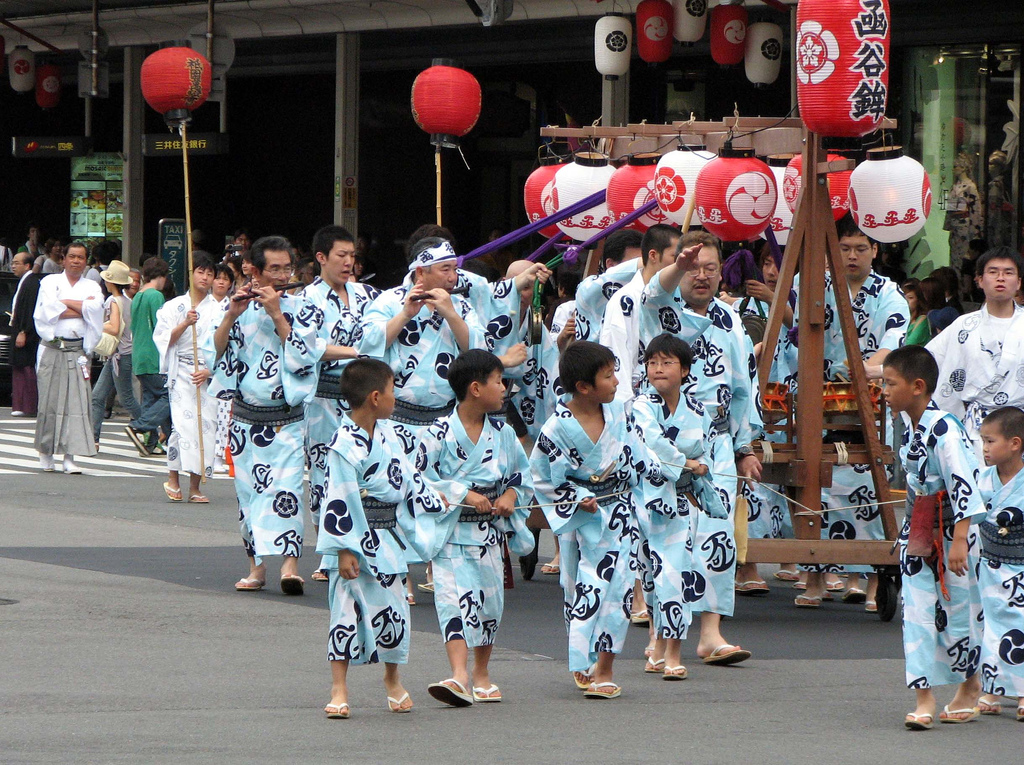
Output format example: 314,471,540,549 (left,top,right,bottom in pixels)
796,0,891,137
35,64,60,109
636,0,674,64
710,1,747,66
411,59,481,148
550,153,617,242
607,154,668,232
9,45,34,93
848,147,932,243
762,154,794,246
141,46,212,124
783,153,853,221
694,146,777,242
524,159,566,238
654,145,713,224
